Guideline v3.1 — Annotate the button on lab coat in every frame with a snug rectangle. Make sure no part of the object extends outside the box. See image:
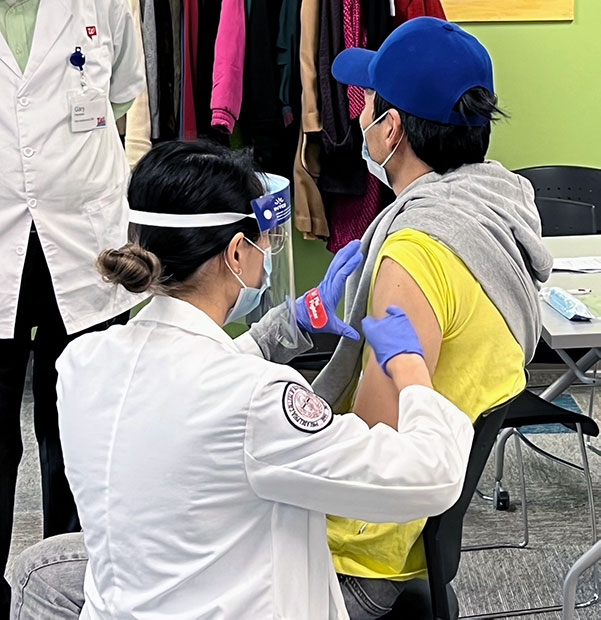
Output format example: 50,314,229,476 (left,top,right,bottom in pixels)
57,296,474,619
0,0,146,338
